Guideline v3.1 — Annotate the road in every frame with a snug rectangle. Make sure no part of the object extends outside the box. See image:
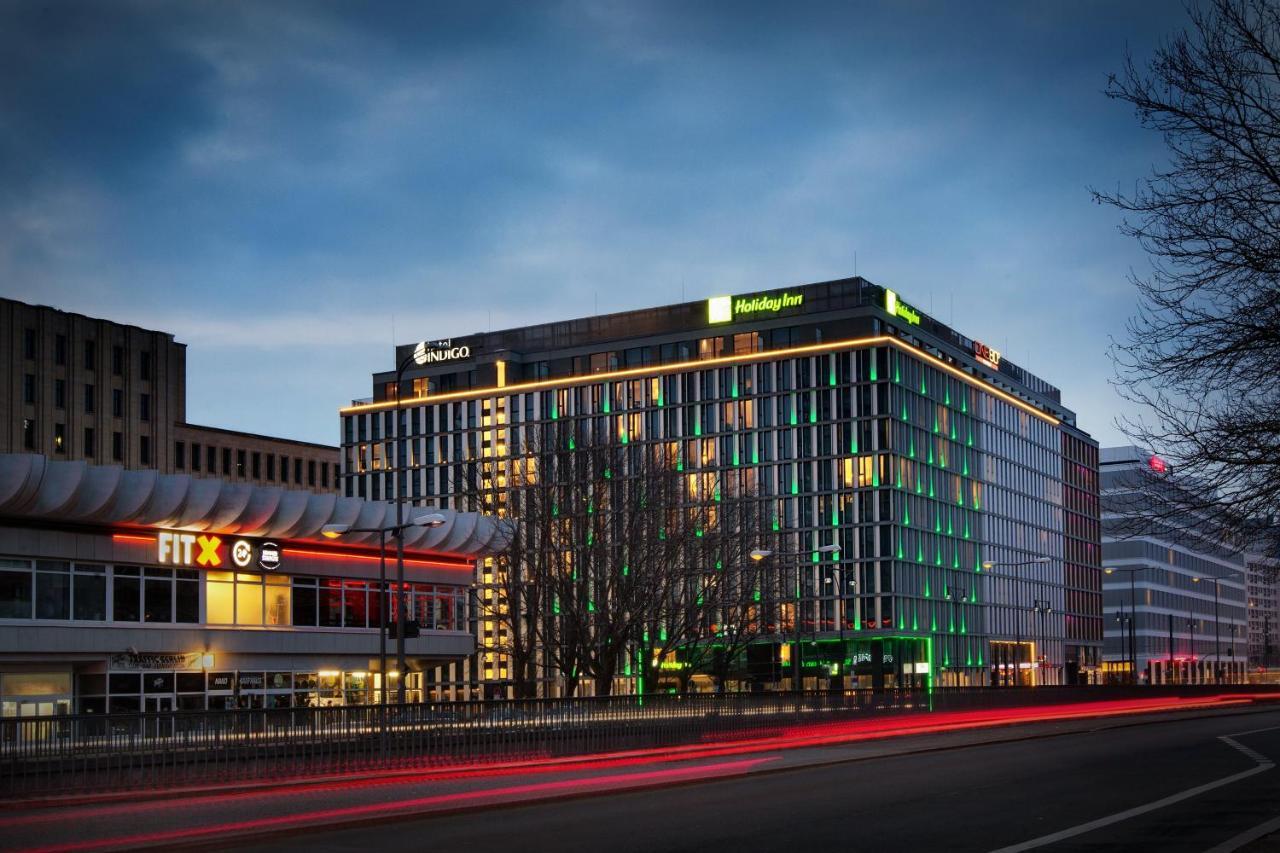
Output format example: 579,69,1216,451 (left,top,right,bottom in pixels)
241,709,1280,853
